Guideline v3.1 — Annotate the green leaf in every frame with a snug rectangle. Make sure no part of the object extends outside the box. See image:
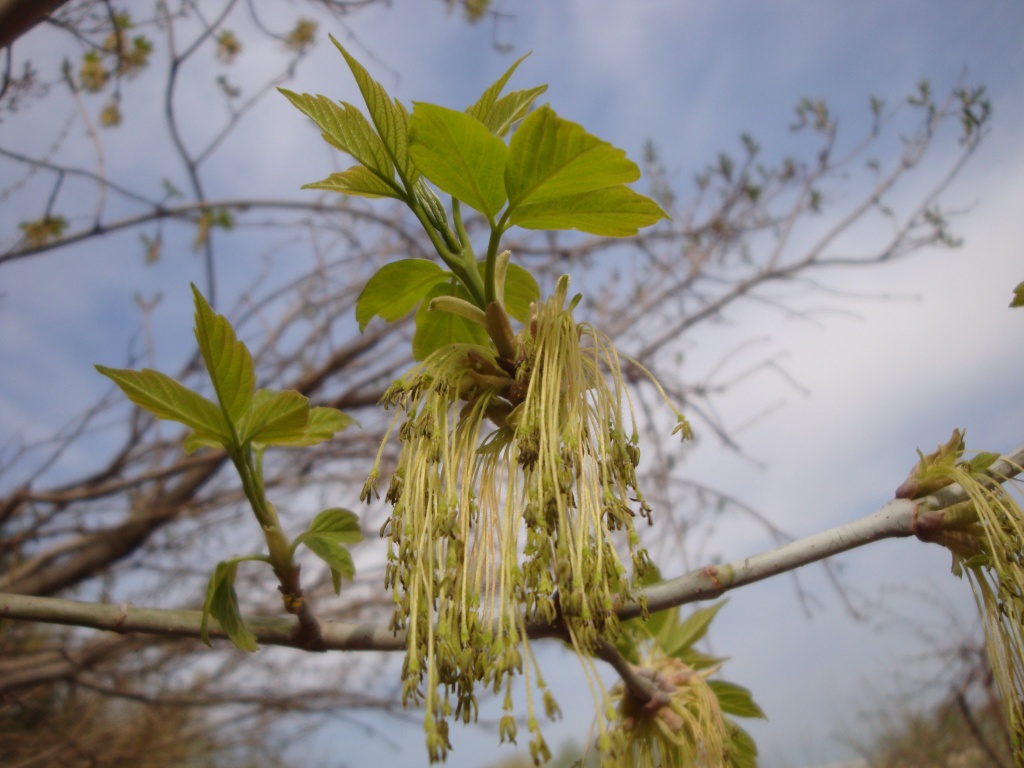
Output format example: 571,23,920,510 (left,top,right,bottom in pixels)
182,432,225,454
355,259,450,332
1011,279,1024,308
307,507,363,542
277,89,397,188
505,105,640,209
191,284,255,428
242,389,310,445
200,560,258,652
331,36,417,185
296,508,363,593
95,365,228,443
465,53,547,137
465,52,529,123
501,262,540,323
660,600,726,658
967,451,1001,474
724,720,760,768
481,86,549,138
508,185,668,236
303,166,405,200
261,406,355,448
708,680,766,719
413,281,490,360
409,103,508,219
677,646,726,671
